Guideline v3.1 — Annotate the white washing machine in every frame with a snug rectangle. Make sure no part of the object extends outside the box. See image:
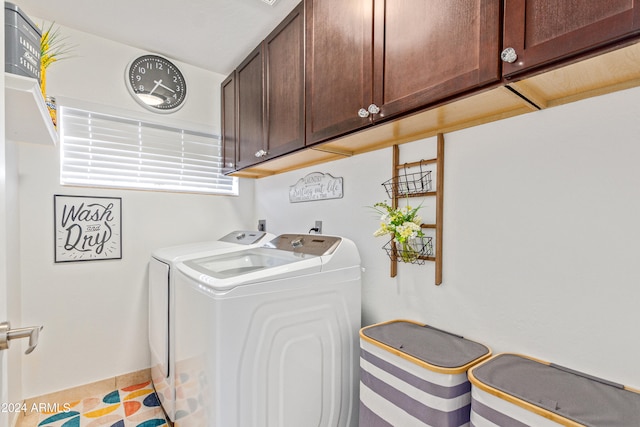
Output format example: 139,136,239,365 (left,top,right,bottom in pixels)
148,230,274,422
172,234,362,426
